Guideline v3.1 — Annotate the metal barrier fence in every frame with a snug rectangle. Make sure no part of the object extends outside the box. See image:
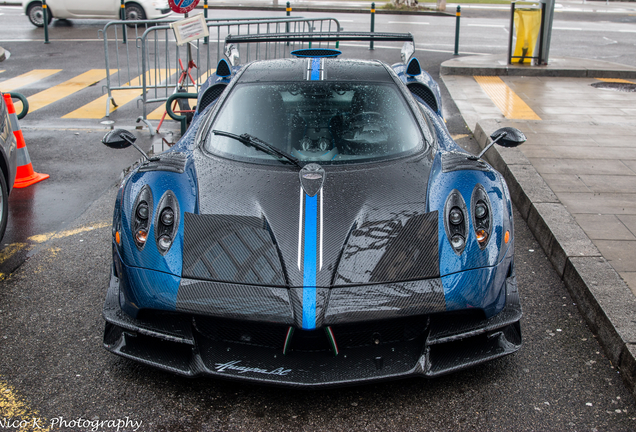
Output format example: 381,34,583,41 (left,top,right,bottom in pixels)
100,17,342,120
